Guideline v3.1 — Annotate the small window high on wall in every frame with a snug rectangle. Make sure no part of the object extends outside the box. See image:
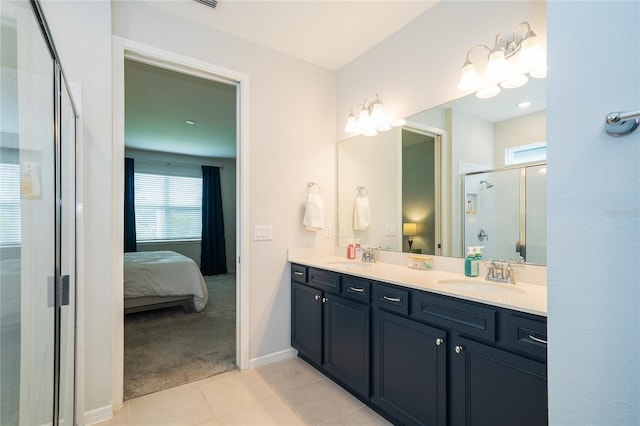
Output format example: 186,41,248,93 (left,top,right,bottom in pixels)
134,172,202,241
505,141,547,165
